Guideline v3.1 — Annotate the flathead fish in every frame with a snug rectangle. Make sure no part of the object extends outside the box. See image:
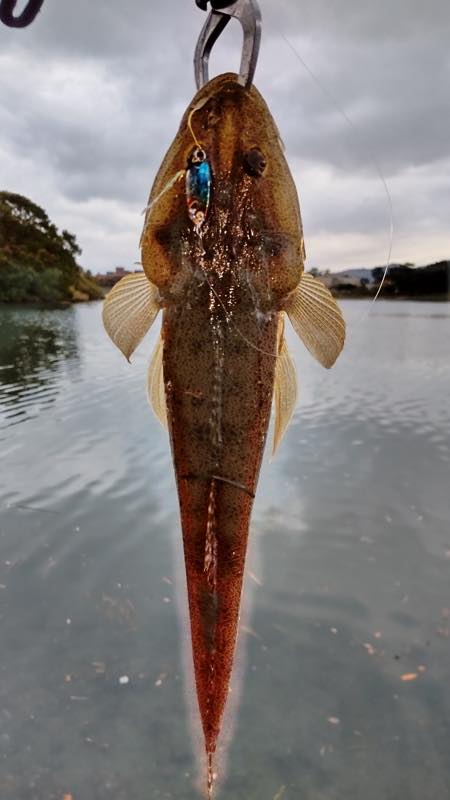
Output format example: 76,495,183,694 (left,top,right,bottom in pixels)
103,72,345,796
